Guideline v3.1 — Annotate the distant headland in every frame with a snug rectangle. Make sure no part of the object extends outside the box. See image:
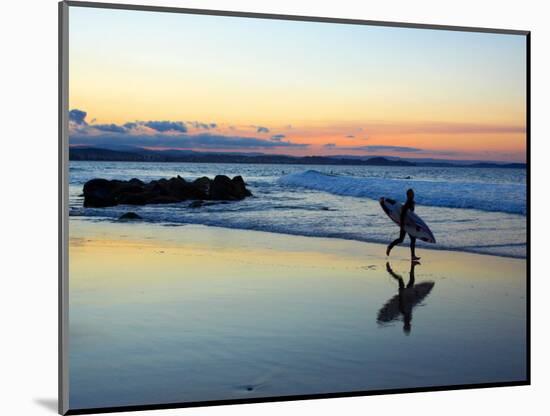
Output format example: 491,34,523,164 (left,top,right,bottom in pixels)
69,147,526,169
